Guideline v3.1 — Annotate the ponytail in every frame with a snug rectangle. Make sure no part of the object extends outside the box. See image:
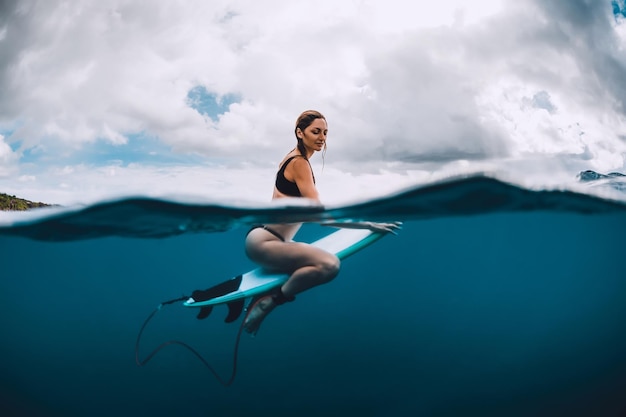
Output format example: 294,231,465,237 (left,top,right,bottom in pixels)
296,138,308,159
